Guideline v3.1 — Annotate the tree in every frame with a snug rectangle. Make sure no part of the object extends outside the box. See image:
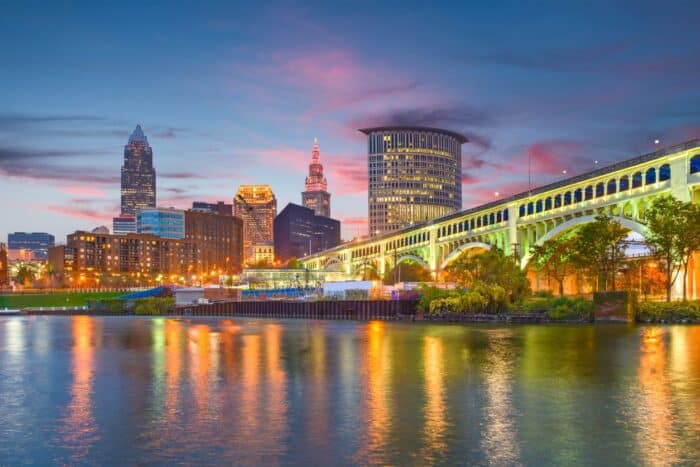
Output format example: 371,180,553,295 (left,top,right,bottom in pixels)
15,264,35,286
530,235,576,296
571,214,628,292
383,260,432,285
445,248,530,303
645,195,700,301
